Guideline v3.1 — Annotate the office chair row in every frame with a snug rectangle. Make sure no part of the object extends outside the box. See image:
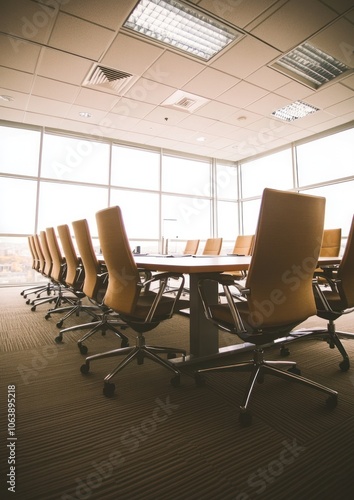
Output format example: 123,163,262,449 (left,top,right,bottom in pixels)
22,190,354,426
